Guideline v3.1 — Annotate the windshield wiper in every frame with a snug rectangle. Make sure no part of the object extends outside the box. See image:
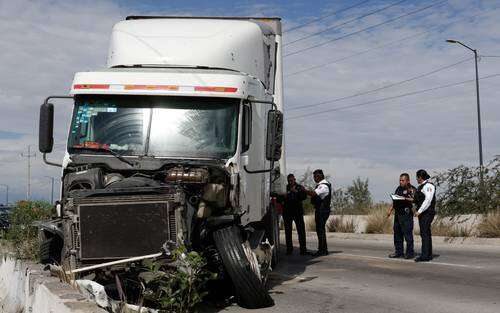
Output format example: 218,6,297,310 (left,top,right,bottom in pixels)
71,143,135,167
